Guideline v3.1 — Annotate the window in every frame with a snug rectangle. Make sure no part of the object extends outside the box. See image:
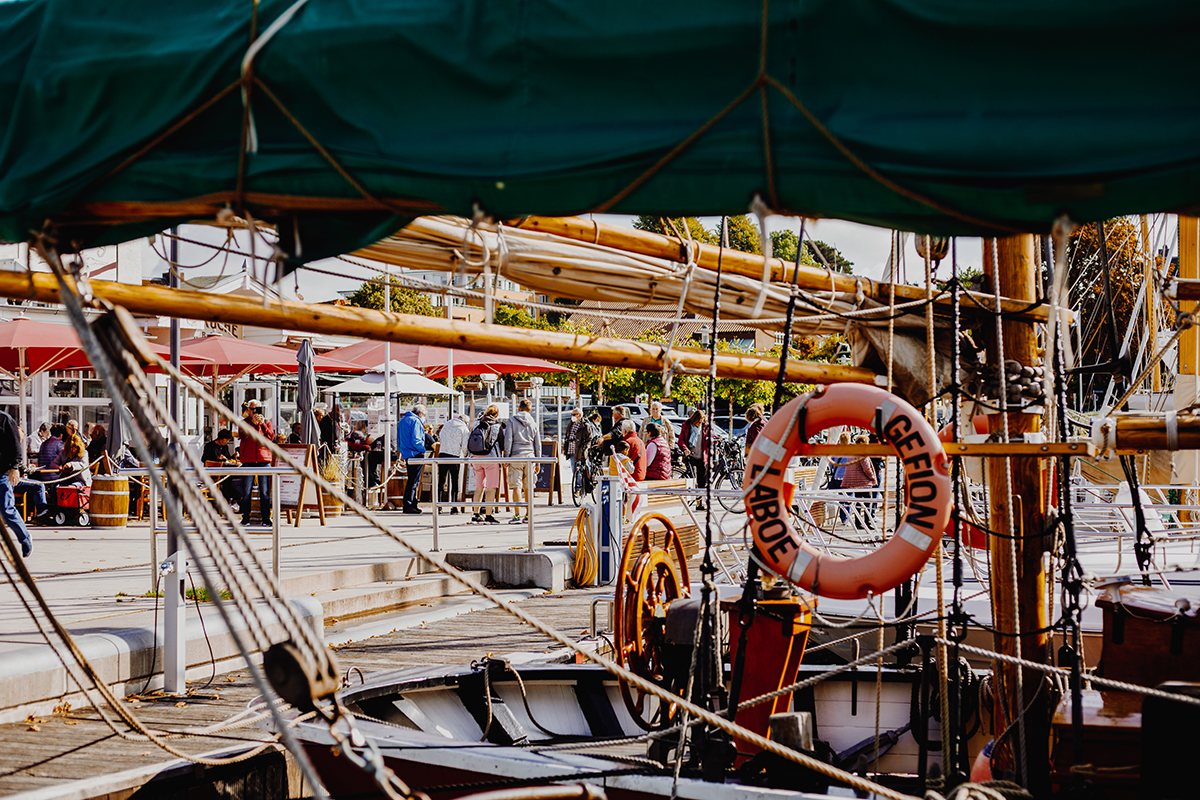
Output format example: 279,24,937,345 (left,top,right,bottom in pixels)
51,378,79,398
